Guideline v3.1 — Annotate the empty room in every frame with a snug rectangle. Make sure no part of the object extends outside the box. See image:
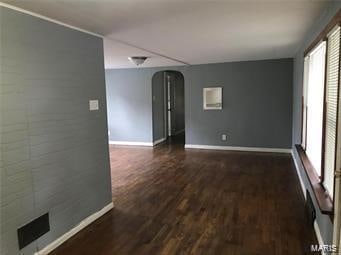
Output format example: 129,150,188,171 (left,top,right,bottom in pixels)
1,1,341,255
